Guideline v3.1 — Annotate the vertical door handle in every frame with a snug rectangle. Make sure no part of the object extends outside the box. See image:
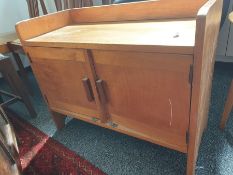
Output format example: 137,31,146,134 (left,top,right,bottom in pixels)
82,77,94,102
96,79,107,104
